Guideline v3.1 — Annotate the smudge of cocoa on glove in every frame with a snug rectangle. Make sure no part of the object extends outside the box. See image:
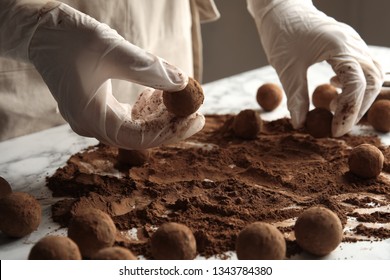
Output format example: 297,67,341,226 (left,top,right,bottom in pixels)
47,114,390,259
